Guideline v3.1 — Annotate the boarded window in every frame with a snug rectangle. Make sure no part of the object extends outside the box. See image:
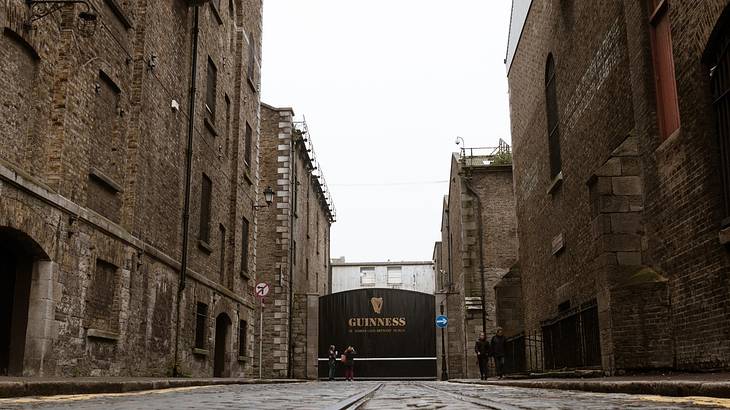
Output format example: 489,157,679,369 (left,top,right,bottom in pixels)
199,174,212,243
545,54,562,178
206,57,217,123
360,267,375,285
241,217,249,276
87,259,119,333
707,5,730,223
648,0,680,139
195,302,208,349
244,122,252,168
387,266,402,284
238,320,247,357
